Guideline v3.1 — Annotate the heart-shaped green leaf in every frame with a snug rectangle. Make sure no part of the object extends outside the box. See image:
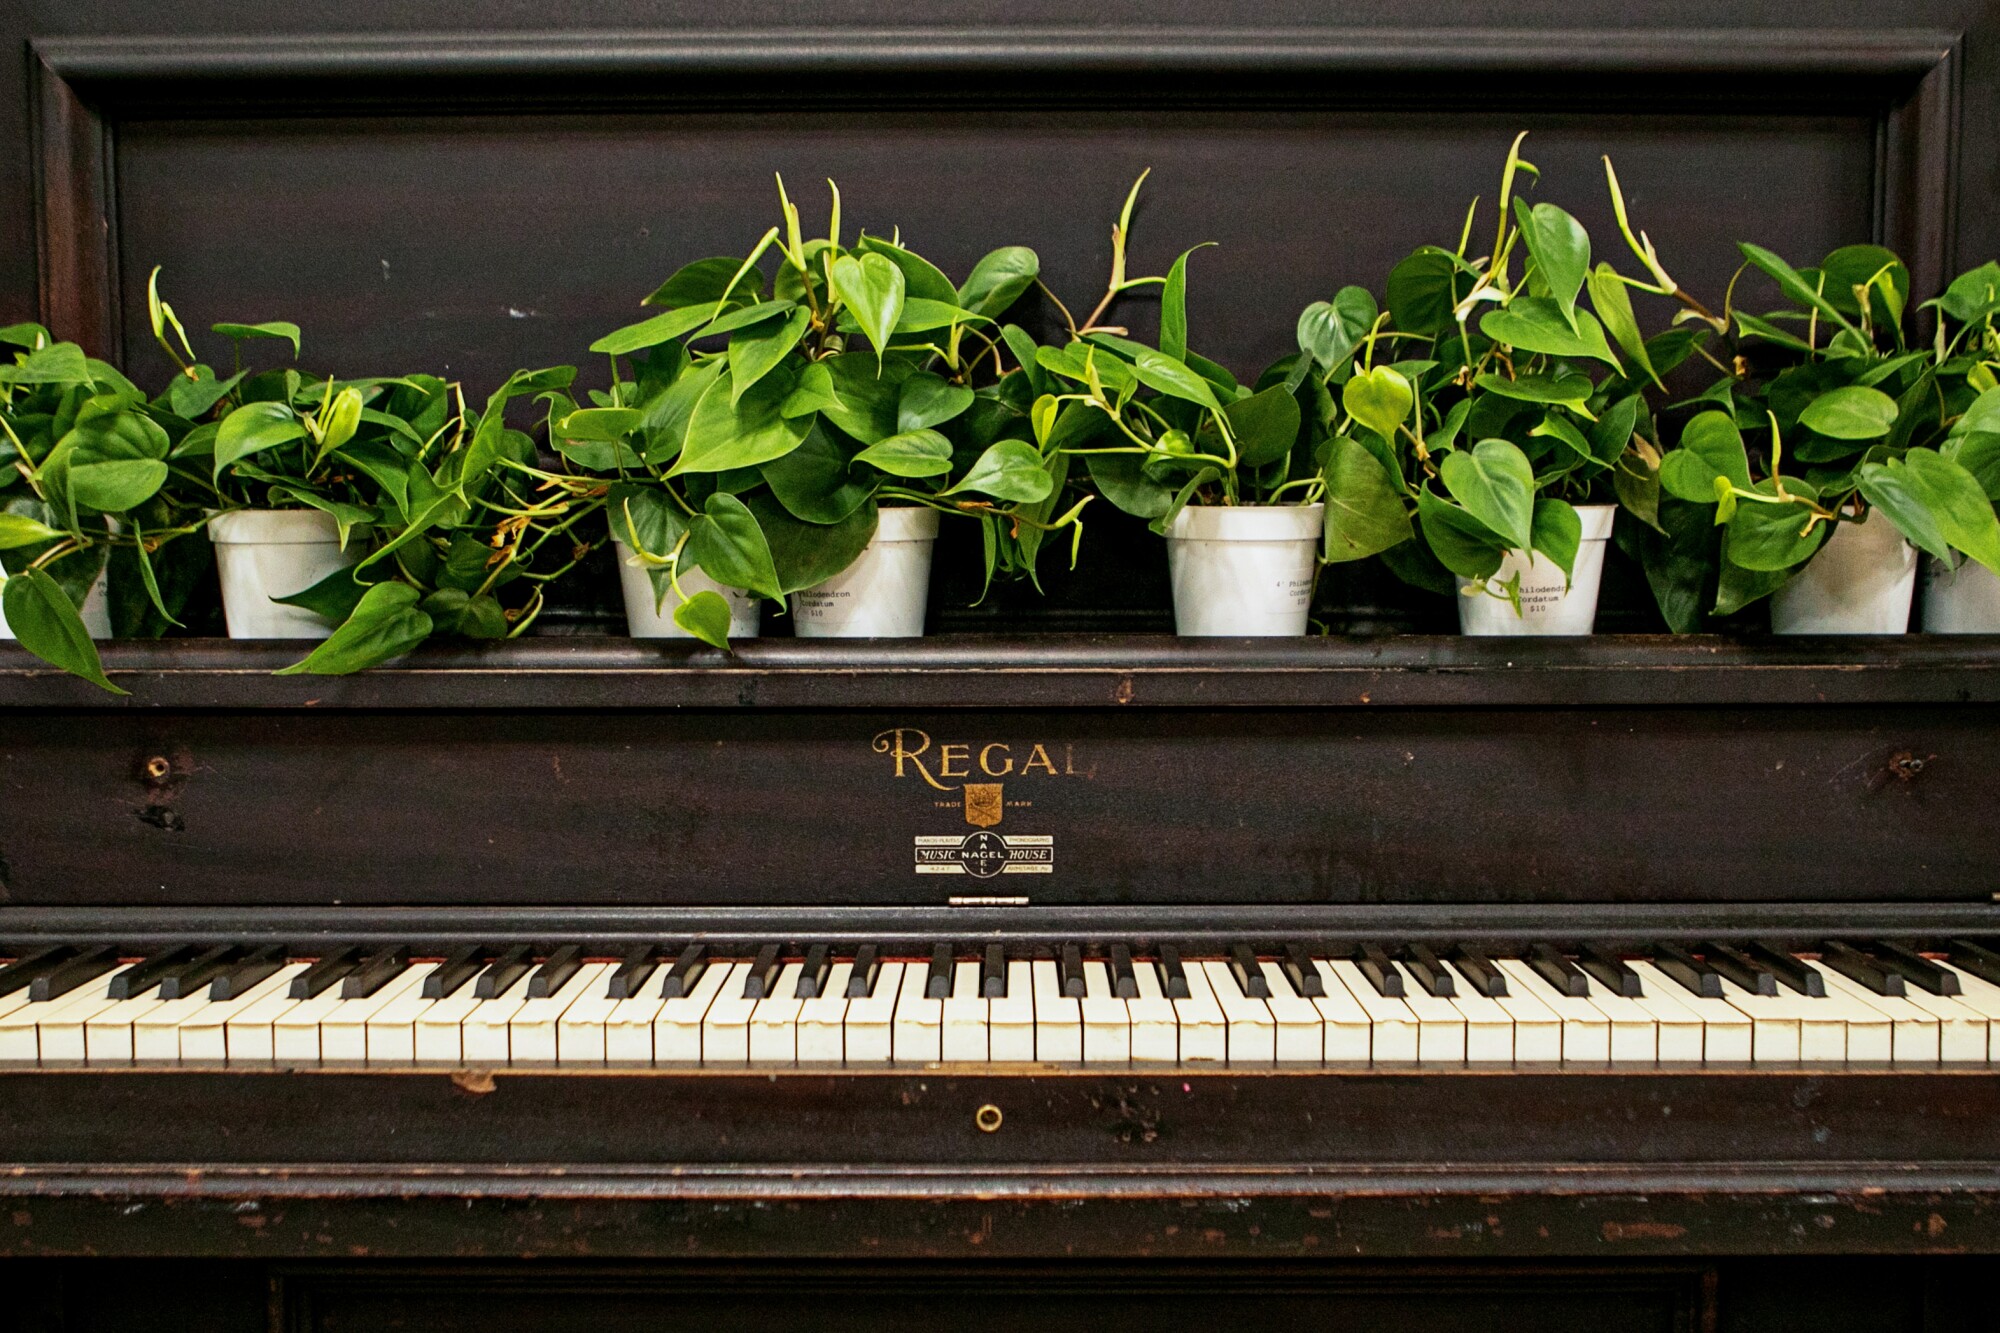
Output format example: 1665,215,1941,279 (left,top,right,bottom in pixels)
1722,478,1826,571
1530,497,1585,581
853,428,954,478
1439,438,1535,551
1342,365,1413,441
1659,411,1751,502
897,373,975,432
1130,348,1220,411
1512,201,1591,333
275,581,434,676
943,440,1054,503
671,589,734,649
213,401,307,480
1800,385,1898,440
673,367,811,475
0,567,122,693
1321,435,1413,562
212,320,302,356
686,492,783,601
1479,298,1620,369
1859,449,2000,575
1225,384,1302,468
957,246,1040,319
728,307,811,404
831,253,906,361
